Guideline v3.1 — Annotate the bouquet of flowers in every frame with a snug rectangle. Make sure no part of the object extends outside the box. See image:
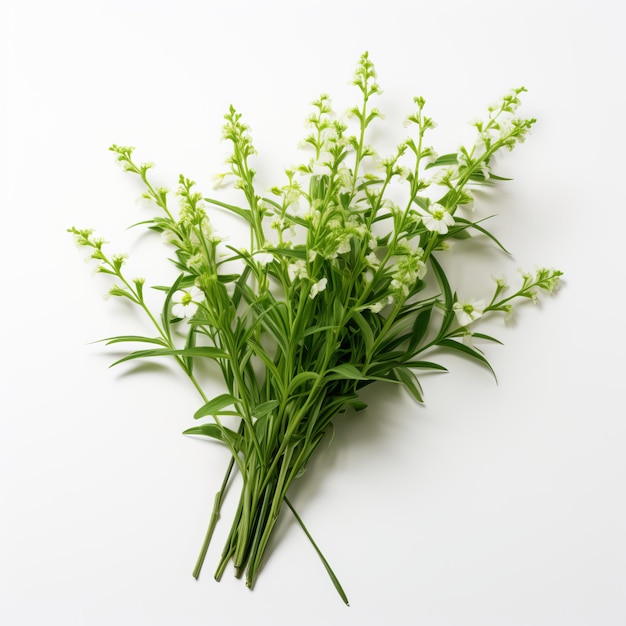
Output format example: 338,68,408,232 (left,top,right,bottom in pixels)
70,52,561,604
